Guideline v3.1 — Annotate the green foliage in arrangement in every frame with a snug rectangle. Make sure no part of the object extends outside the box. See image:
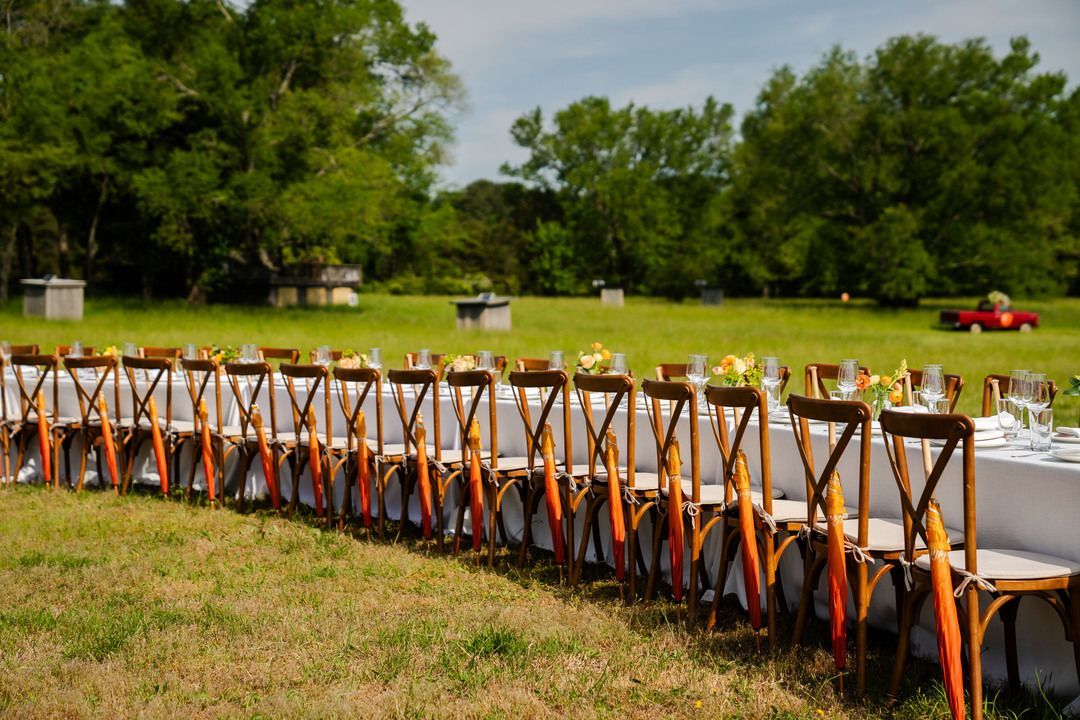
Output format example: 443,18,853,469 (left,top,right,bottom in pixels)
1,2,1078,306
